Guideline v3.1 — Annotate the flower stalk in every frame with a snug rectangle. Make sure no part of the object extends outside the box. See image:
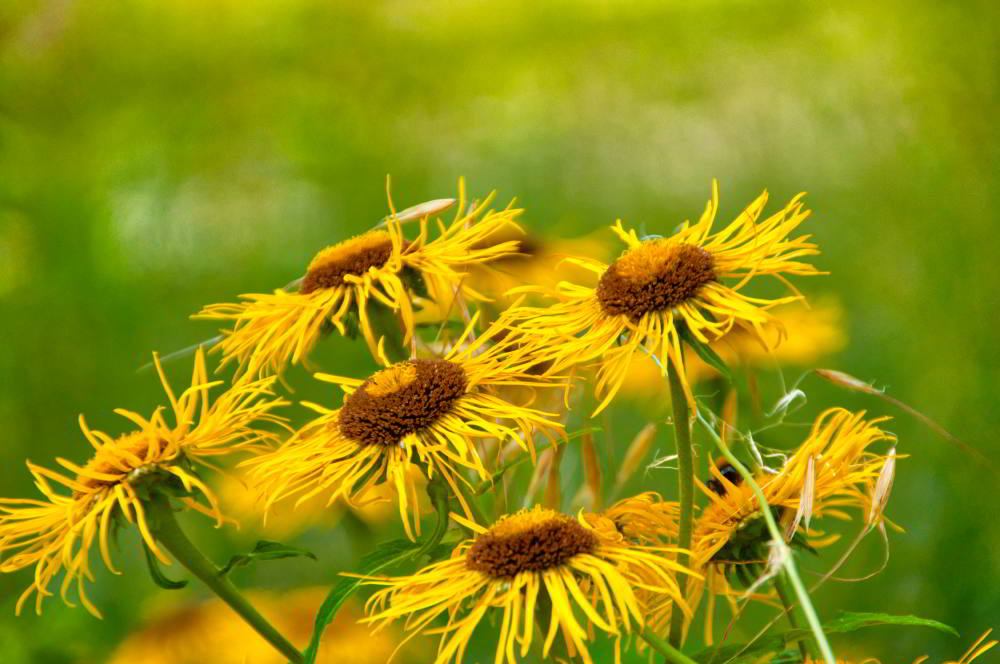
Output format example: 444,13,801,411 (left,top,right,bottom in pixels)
666,358,695,648
144,492,304,664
